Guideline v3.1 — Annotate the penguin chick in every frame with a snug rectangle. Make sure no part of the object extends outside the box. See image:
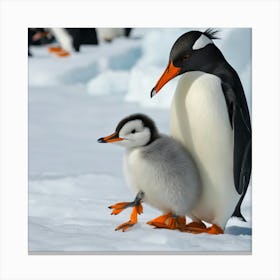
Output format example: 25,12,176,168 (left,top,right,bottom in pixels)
98,113,201,232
